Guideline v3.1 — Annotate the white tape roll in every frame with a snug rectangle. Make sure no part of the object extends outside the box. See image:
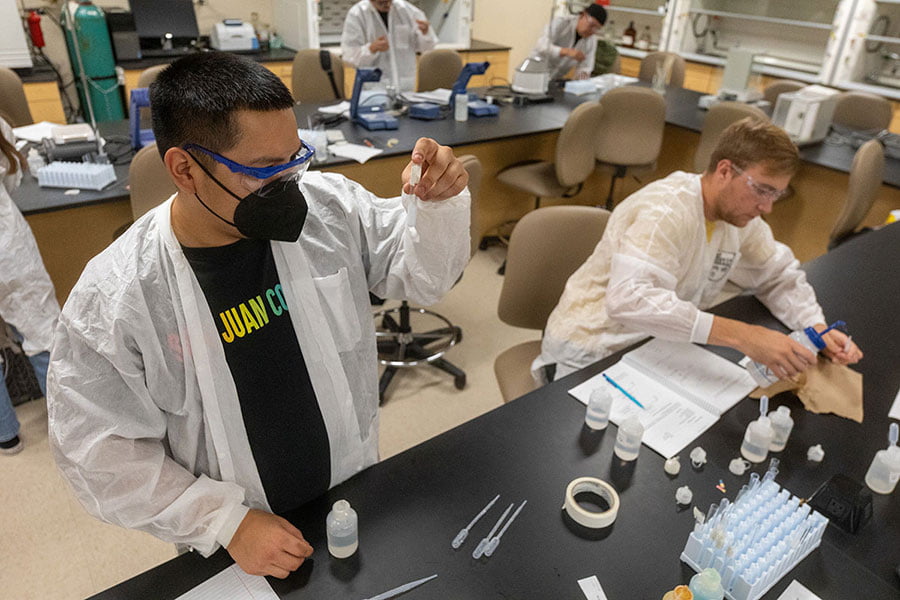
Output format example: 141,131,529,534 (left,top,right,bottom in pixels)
562,477,620,529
